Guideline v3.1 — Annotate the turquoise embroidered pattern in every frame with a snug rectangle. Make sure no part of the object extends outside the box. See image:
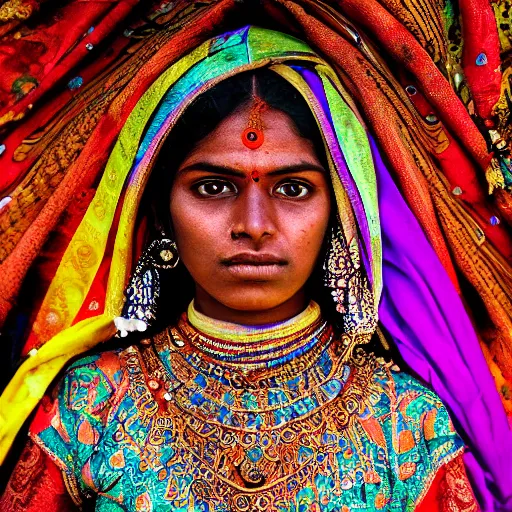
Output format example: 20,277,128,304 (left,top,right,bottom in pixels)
30,317,463,511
